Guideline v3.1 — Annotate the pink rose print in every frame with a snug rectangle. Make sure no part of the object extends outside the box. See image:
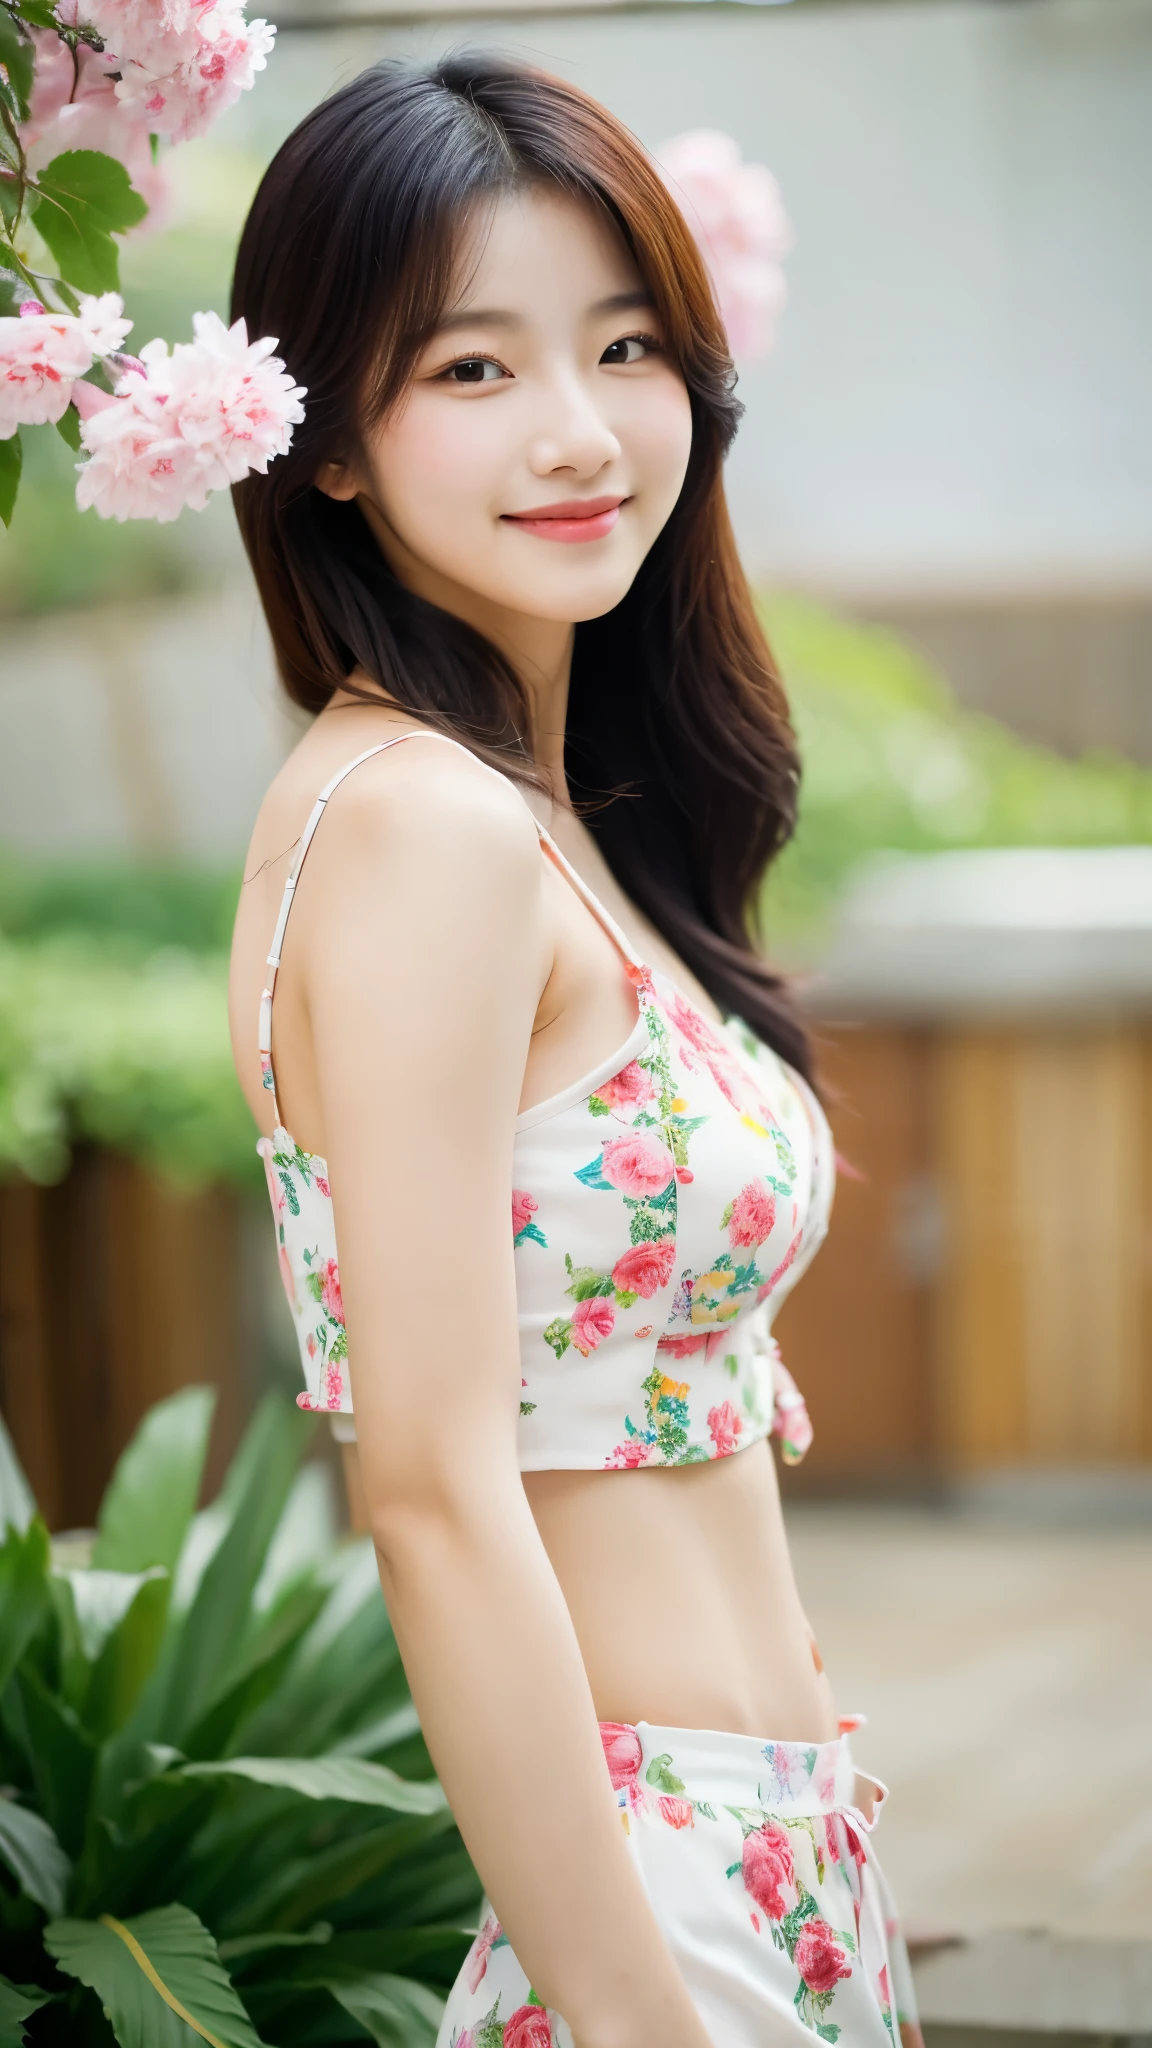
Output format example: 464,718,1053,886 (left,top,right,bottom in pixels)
599,1131,675,1197
707,1399,743,1458
512,1189,538,1238
604,1437,656,1469
666,989,715,1056
314,1172,331,1198
464,1913,502,1994
320,1258,345,1325
611,1239,675,1300
599,1720,643,1792
571,1296,615,1355
503,2006,553,2048
595,1060,655,1112
726,1179,776,1248
794,1918,852,1994
742,1820,794,1920
658,1795,695,1829
323,1360,344,1409
759,1224,803,1301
